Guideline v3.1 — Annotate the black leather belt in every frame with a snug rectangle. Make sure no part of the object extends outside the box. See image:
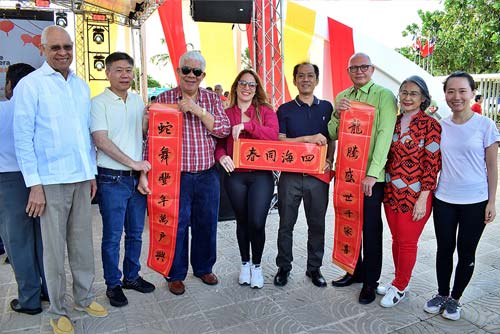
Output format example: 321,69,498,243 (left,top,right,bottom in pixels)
97,167,140,177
